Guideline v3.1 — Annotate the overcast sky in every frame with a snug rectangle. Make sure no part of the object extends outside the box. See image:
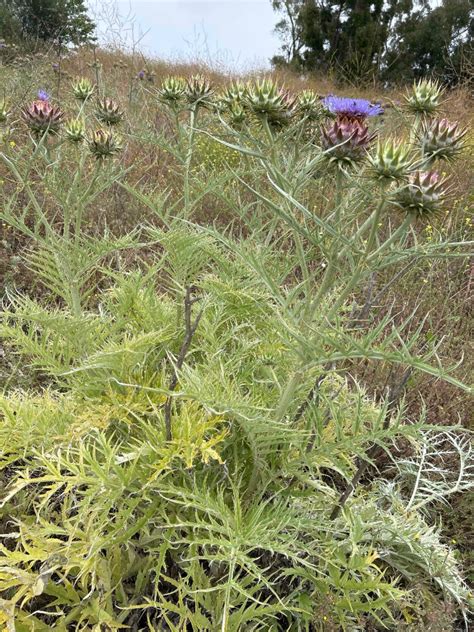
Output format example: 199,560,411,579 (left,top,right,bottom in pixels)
89,1,280,72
